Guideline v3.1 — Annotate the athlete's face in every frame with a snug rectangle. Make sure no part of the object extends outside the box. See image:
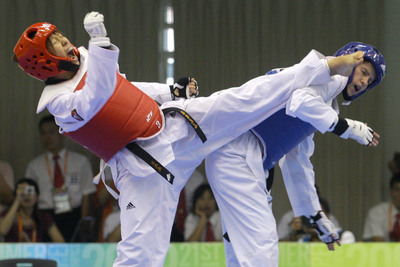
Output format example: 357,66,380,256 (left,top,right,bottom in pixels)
345,61,376,97
47,32,79,65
